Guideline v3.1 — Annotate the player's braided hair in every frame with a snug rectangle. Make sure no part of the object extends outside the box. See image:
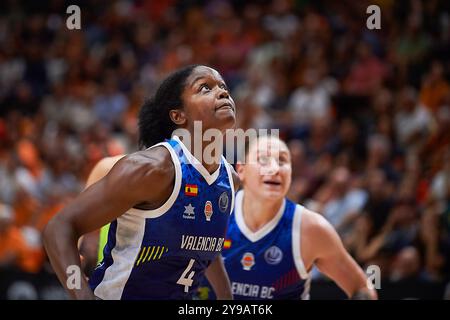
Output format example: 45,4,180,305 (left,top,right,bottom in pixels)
138,64,200,148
